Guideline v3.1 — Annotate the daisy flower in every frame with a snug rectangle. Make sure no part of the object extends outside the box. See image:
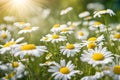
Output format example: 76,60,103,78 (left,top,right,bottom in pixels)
81,72,104,80
89,21,105,31
0,37,24,54
40,36,50,42
18,26,39,34
82,35,104,49
110,32,120,41
93,9,115,18
14,22,31,29
78,11,90,18
60,26,74,34
46,33,66,43
60,43,81,57
75,29,89,40
14,44,48,58
50,24,67,33
103,55,120,80
0,30,11,43
48,59,80,80
60,7,73,15
8,61,25,78
80,46,114,67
